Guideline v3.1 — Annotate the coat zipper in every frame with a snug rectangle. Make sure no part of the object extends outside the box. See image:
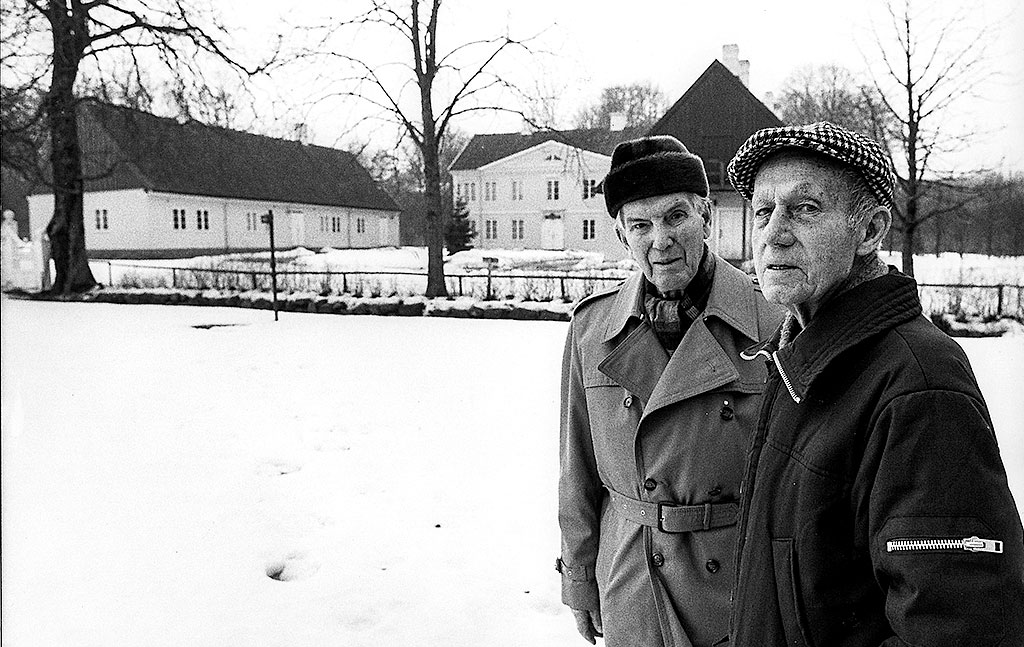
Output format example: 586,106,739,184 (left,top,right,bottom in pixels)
772,351,801,403
886,536,1003,554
